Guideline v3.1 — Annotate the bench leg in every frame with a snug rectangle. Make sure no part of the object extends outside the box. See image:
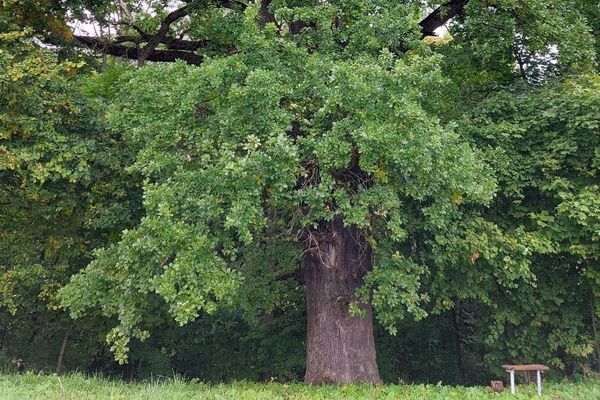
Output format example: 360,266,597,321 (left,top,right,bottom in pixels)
510,370,515,395
536,370,542,397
